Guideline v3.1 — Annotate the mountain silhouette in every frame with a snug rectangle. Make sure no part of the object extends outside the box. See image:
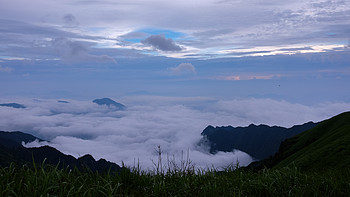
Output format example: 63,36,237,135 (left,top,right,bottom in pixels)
200,122,317,160
58,100,69,103
0,131,122,173
93,98,126,110
0,103,26,109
